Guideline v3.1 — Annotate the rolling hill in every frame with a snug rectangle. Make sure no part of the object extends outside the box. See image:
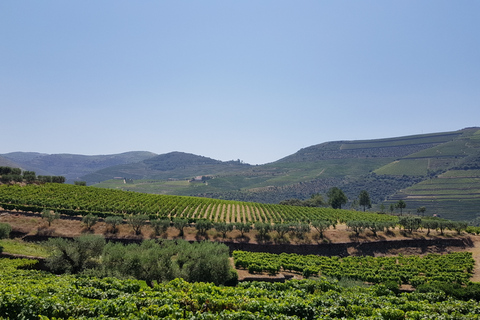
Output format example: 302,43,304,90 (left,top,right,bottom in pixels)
90,127,480,220
3,127,479,220
0,151,157,183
